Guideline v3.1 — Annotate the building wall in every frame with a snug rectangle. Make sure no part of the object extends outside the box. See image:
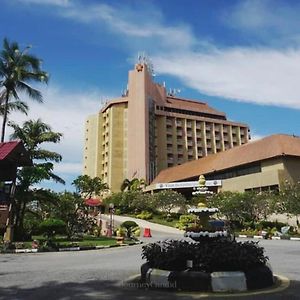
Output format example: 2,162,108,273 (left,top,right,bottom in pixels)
282,157,300,184
83,114,102,178
155,114,249,170
108,103,127,191
220,158,285,192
